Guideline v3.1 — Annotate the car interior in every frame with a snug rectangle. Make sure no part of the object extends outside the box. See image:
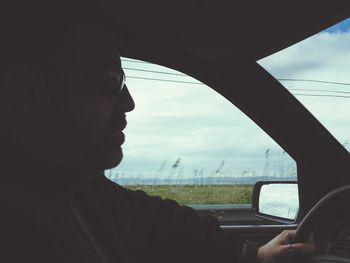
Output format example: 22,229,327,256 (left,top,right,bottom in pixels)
92,1,350,261
4,1,349,262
